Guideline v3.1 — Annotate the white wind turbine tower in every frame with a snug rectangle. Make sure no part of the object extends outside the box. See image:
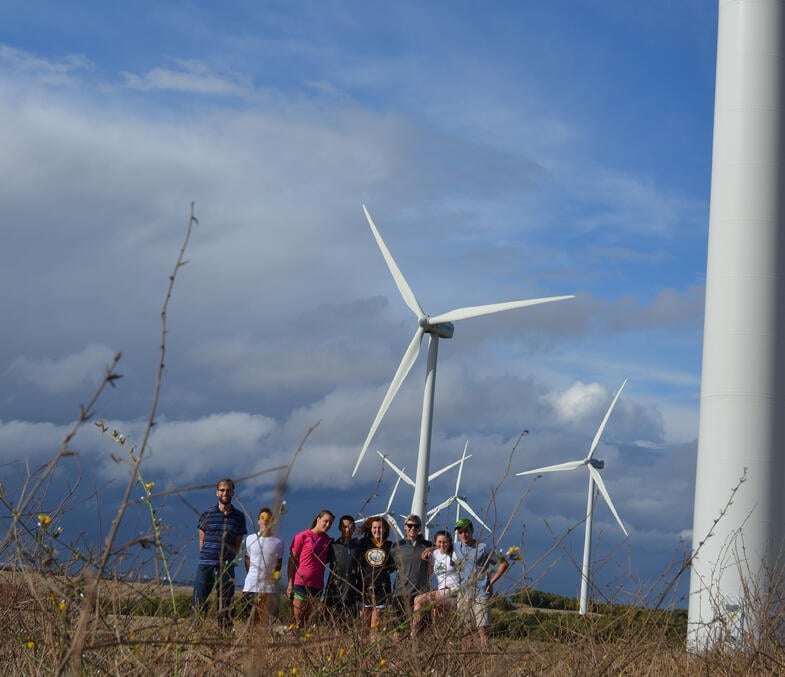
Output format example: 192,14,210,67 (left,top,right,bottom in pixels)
356,471,406,540
517,380,628,615
426,441,490,534
689,0,785,650
352,205,574,524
